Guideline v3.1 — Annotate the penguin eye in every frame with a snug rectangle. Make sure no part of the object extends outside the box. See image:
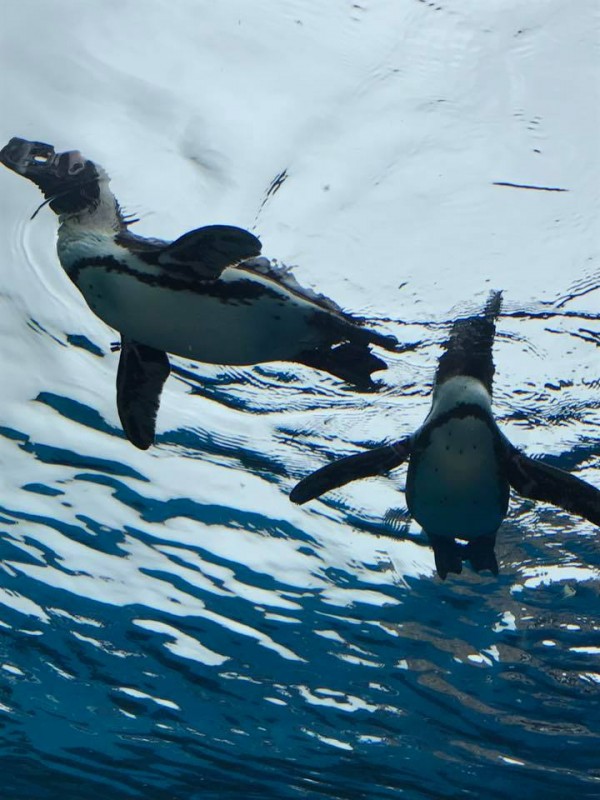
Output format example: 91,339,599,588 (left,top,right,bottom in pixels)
32,153,50,163
69,162,84,174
